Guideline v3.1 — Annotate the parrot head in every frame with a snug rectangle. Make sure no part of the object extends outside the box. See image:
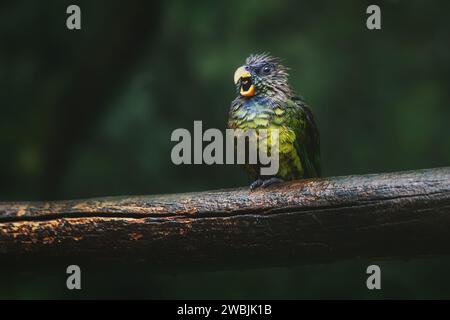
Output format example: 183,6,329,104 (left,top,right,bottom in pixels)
234,53,291,99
